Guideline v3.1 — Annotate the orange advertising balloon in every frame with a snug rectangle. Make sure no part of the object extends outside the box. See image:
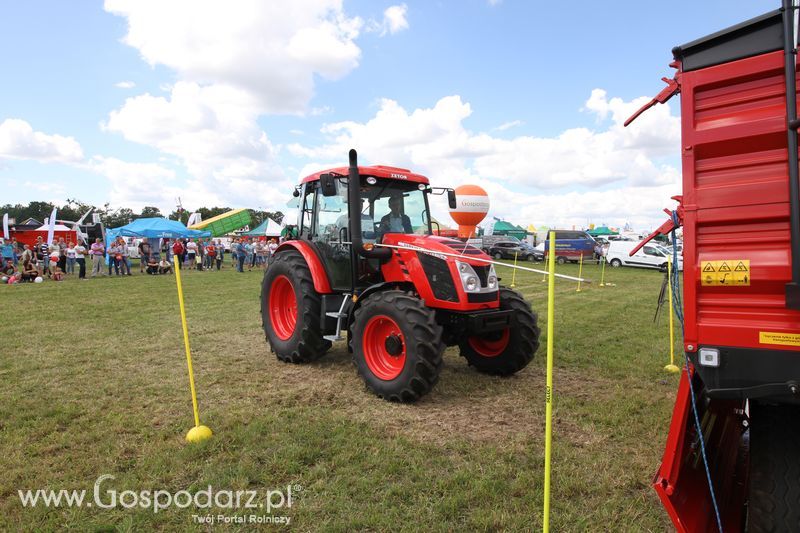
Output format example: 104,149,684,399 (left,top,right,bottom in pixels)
449,184,489,238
